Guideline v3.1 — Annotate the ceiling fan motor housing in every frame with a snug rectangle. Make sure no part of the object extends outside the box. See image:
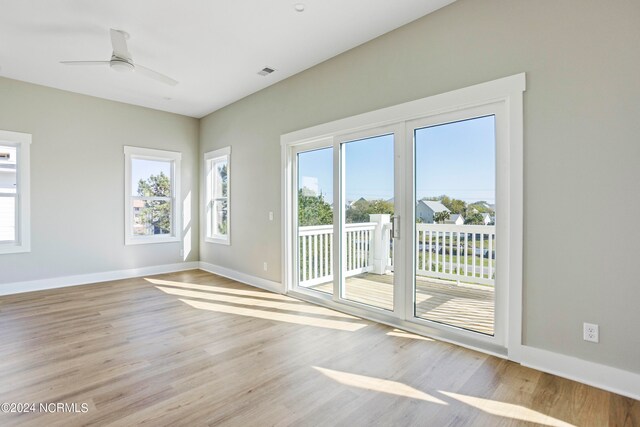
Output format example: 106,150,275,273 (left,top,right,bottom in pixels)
110,57,134,72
